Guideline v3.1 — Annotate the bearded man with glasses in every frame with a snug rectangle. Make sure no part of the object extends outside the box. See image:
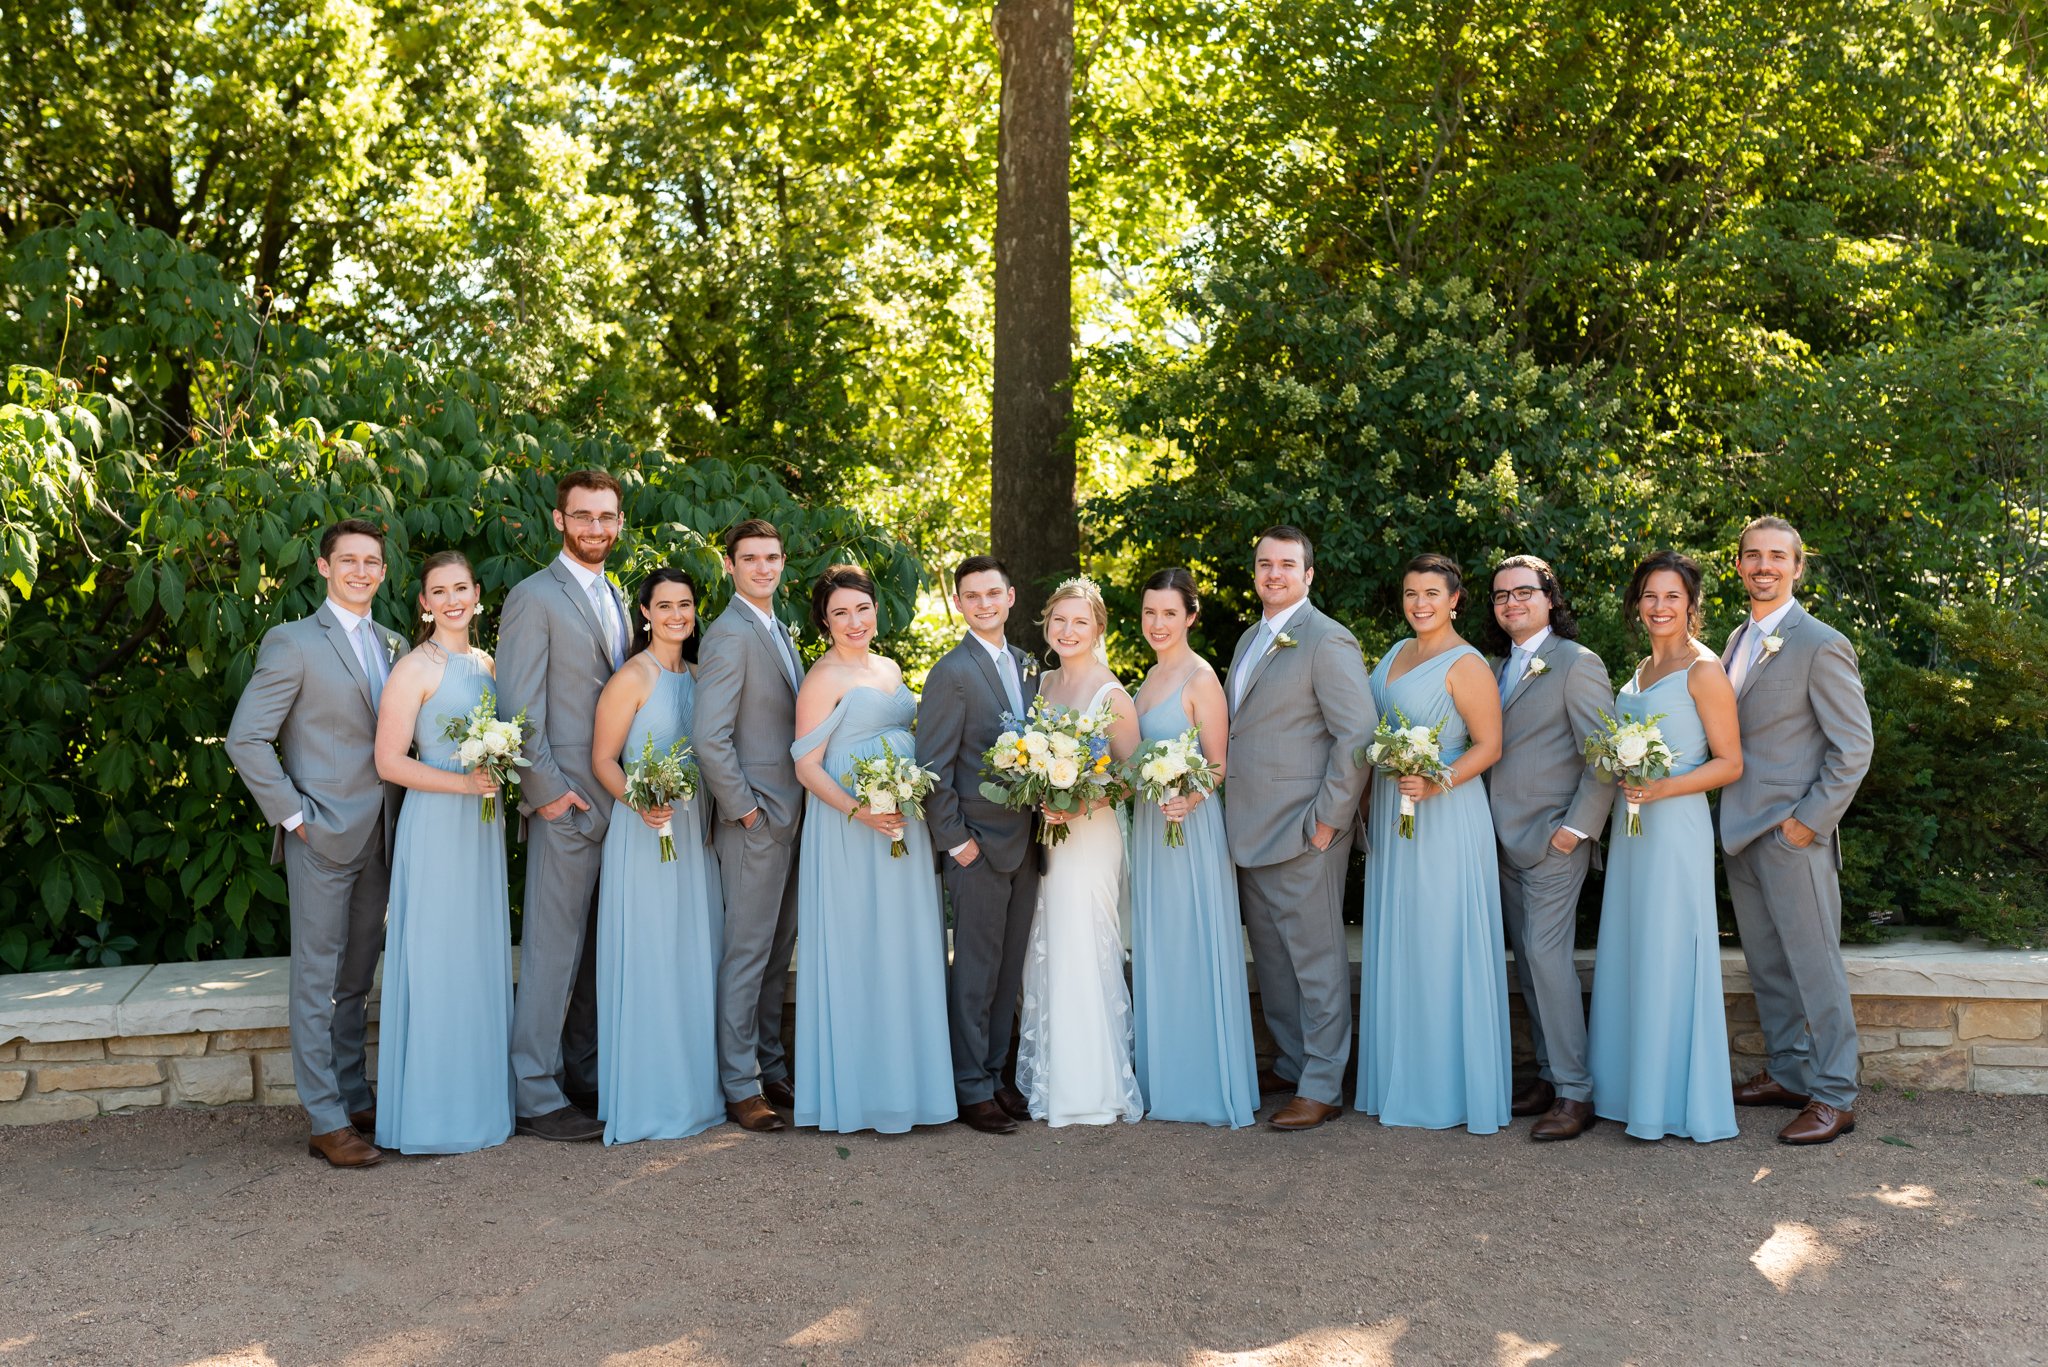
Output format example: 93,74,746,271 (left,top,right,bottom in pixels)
1480,554,1616,1141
